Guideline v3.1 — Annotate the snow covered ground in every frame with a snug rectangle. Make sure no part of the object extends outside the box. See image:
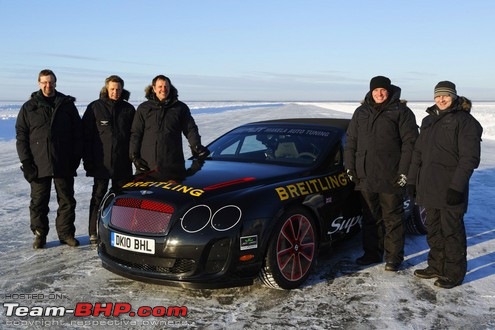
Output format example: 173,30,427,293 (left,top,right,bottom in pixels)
0,101,494,329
